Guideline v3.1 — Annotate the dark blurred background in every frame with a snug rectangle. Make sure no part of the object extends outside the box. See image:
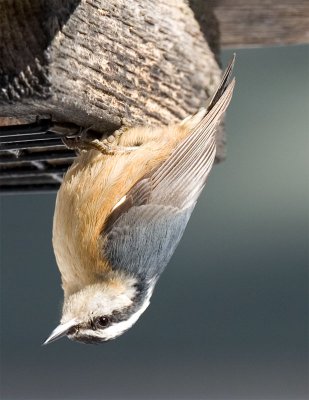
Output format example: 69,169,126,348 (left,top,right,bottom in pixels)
0,45,308,399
